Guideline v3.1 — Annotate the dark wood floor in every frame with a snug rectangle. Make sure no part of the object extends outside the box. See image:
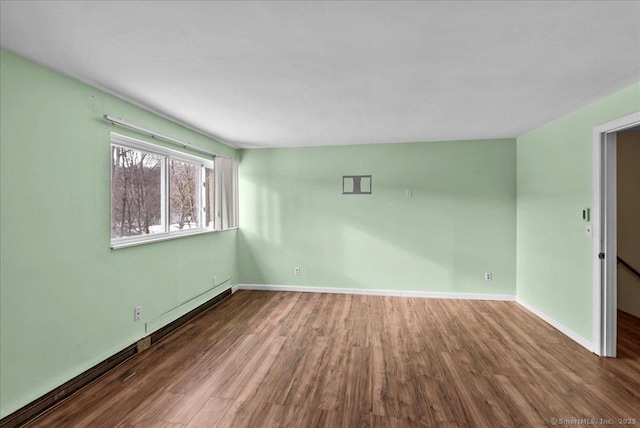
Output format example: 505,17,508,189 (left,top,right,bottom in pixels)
27,291,640,427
